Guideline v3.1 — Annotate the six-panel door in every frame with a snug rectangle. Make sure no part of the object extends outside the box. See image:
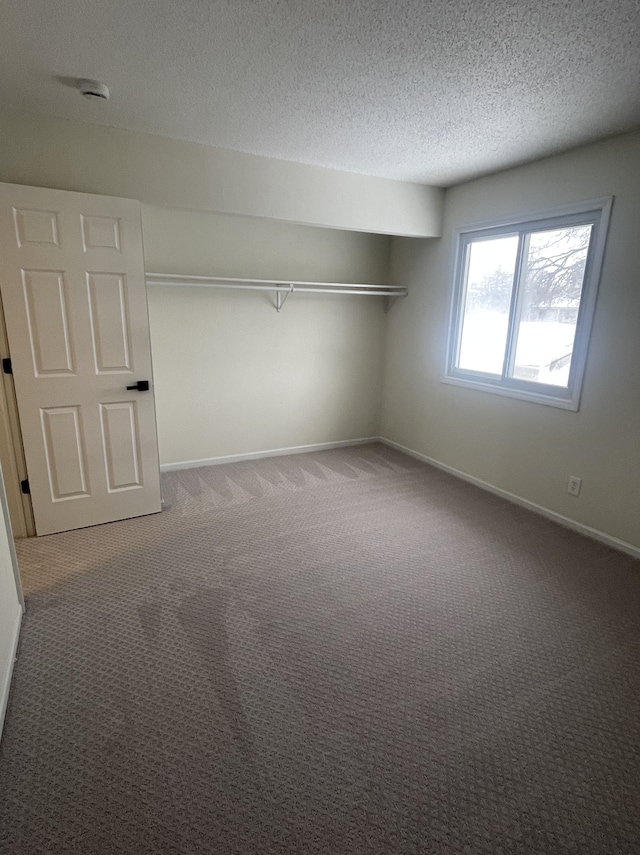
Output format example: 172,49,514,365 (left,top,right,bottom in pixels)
0,183,161,535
